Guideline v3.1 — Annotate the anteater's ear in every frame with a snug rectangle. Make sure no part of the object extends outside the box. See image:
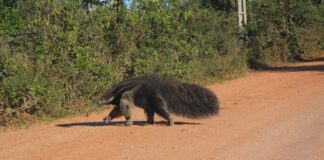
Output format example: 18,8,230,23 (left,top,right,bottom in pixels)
107,96,115,103
99,96,115,105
